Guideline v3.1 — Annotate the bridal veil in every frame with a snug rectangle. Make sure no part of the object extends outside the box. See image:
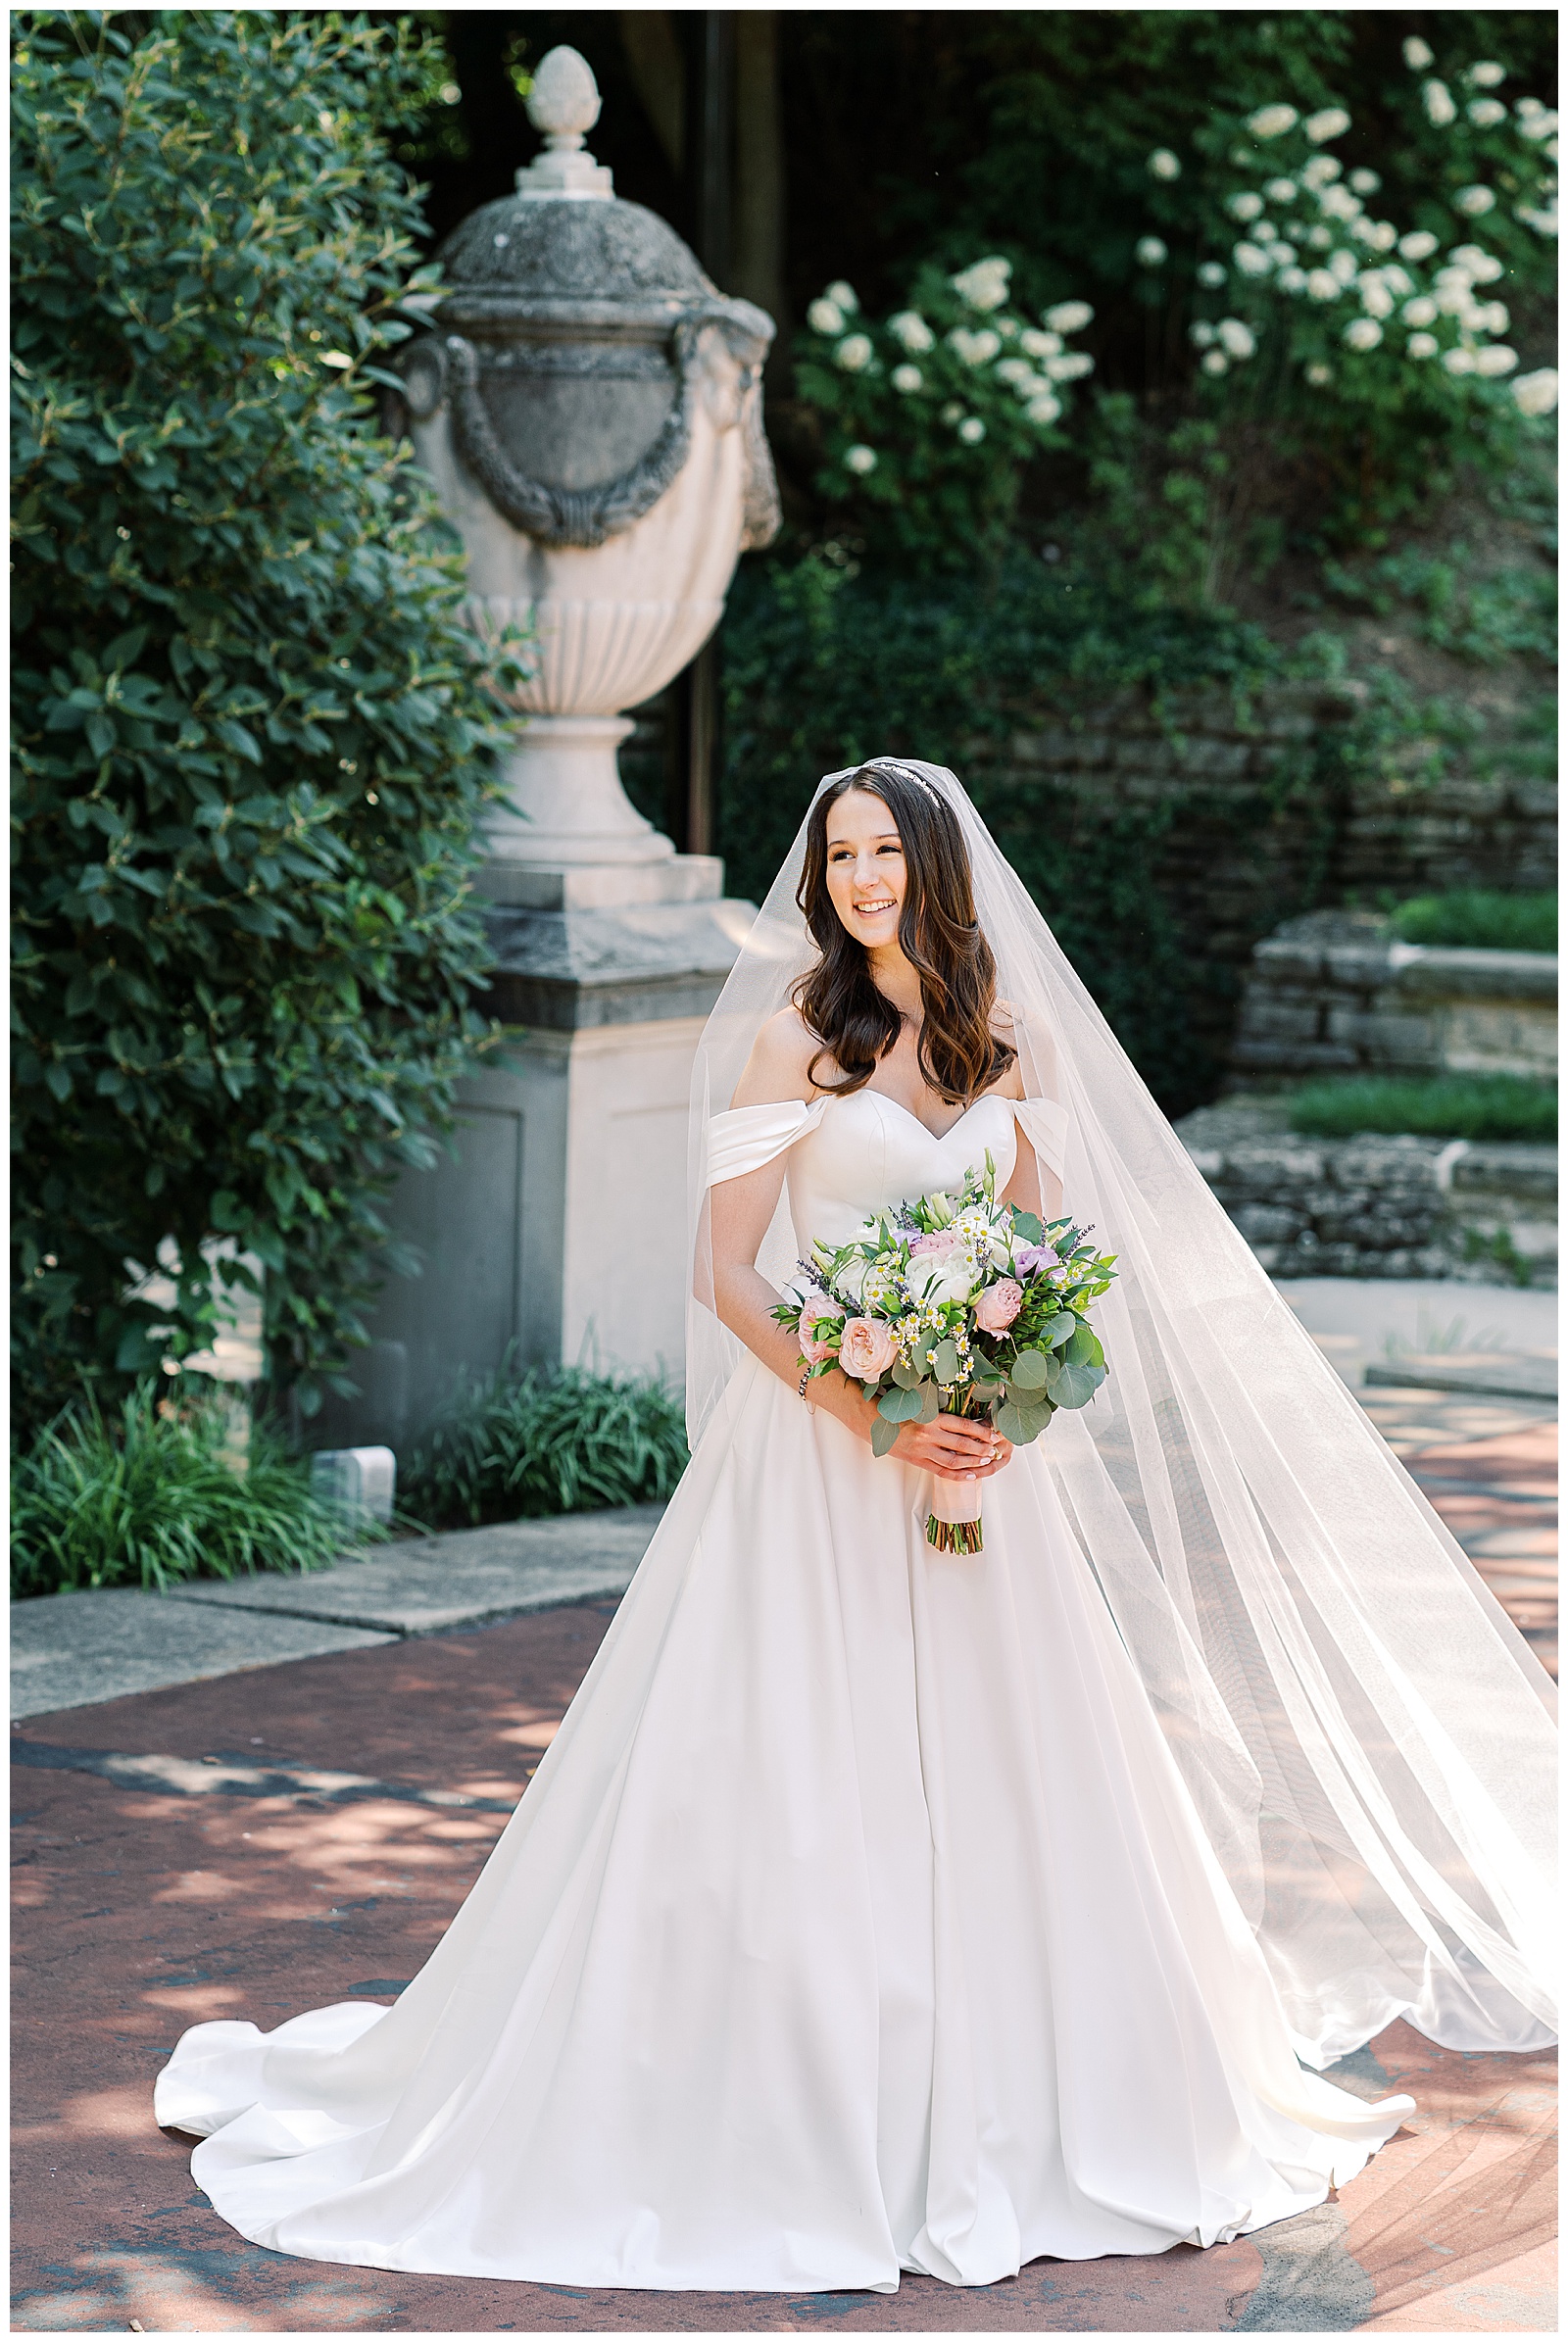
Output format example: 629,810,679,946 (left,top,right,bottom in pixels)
686,757,1556,2069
